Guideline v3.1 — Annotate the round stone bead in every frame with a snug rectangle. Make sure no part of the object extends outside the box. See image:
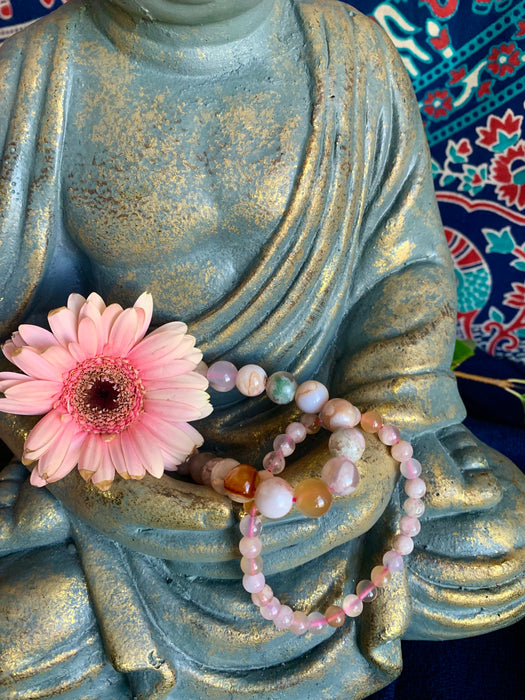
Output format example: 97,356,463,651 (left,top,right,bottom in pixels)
399,515,421,537
239,536,262,558
224,464,260,503
273,434,295,457
404,477,426,499
242,573,265,593
321,456,360,496
207,361,238,392
400,458,422,480
382,550,404,572
260,597,281,620
393,534,414,555
266,371,298,405
356,579,378,602
286,421,307,443
274,605,294,630
391,440,413,462
325,605,346,628
360,411,383,433
195,360,208,378
187,451,216,484
290,611,309,635
370,565,392,588
239,514,263,538
252,585,273,607
262,450,285,474
320,398,361,431
210,458,240,495
328,427,366,462
403,497,425,518
307,611,328,634
236,364,267,397
300,413,322,434
294,478,333,518
342,594,363,617
201,457,221,486
254,477,294,519
295,380,329,414
377,423,400,446
176,456,191,476
241,555,263,575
